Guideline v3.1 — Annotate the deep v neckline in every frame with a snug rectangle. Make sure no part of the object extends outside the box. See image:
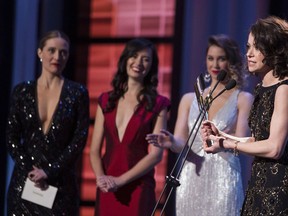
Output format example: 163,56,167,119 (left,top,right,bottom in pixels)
208,89,238,121
114,101,140,144
35,79,65,136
